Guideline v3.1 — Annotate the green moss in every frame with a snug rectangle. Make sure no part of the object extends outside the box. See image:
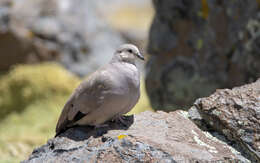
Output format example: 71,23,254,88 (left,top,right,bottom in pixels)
0,63,80,118
196,39,203,50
